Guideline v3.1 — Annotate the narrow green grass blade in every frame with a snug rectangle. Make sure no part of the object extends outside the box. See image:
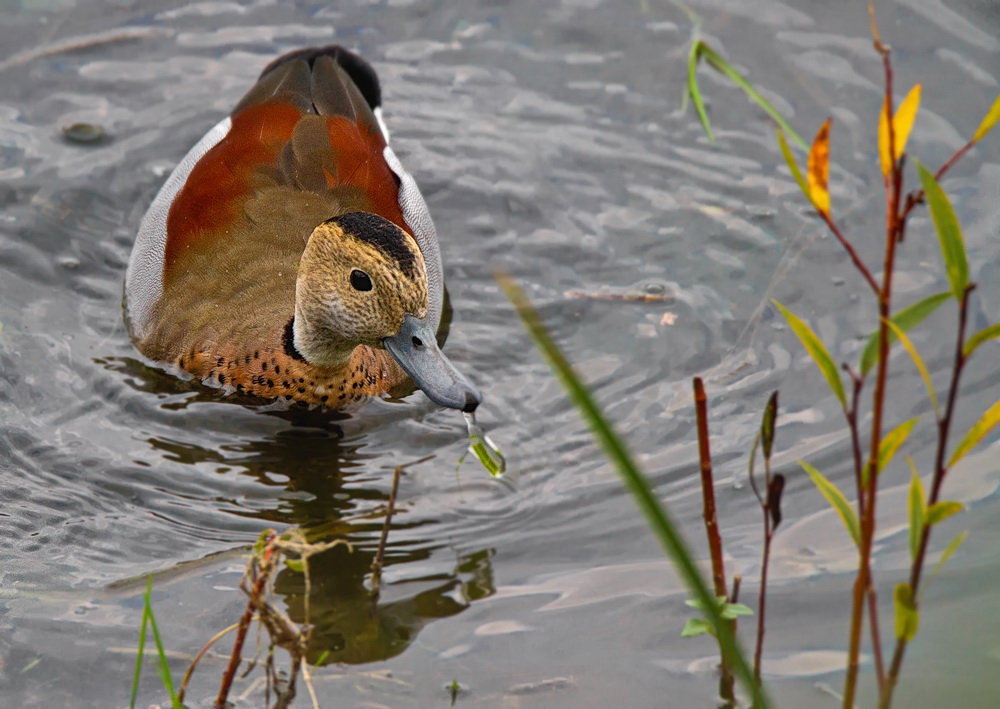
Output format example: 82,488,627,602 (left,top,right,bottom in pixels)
859,291,950,376
948,399,1000,467
776,128,811,202
799,460,860,546
773,300,846,408
964,323,1000,357
883,318,941,417
916,161,969,301
143,578,182,709
129,587,151,709
697,42,807,149
501,274,769,709
688,41,715,144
